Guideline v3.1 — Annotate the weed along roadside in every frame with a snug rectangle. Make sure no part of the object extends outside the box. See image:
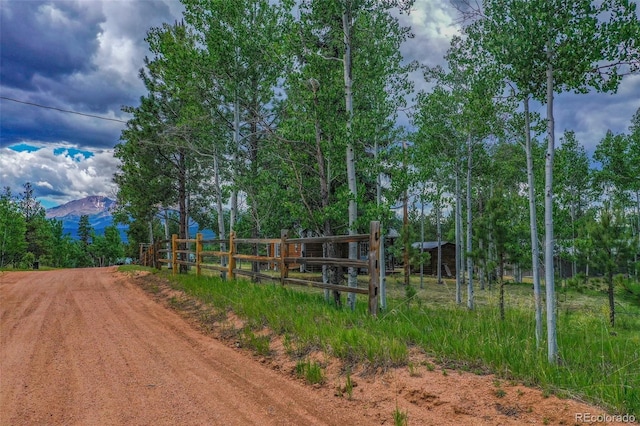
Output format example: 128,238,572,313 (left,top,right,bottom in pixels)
124,265,640,421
